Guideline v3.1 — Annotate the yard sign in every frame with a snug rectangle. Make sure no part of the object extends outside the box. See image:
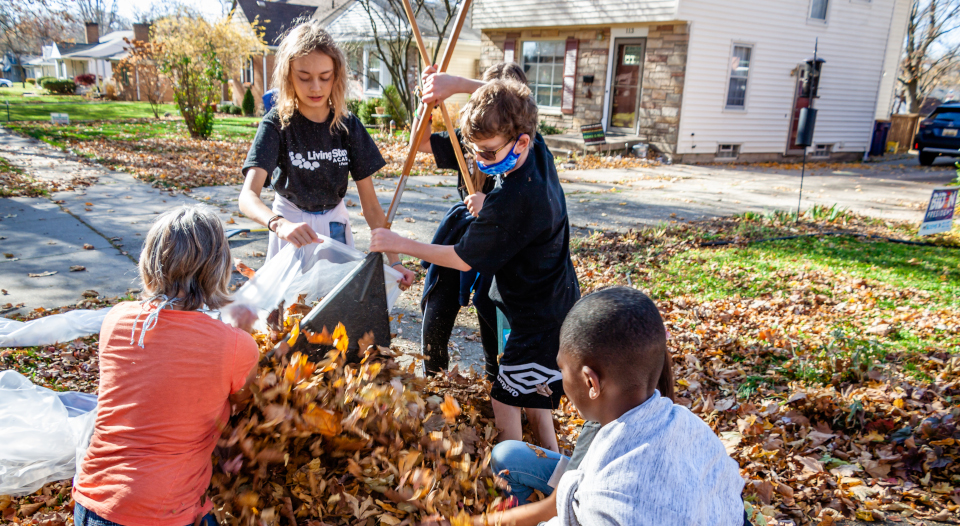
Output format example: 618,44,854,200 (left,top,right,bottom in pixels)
918,187,958,236
50,113,69,125
581,123,605,147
